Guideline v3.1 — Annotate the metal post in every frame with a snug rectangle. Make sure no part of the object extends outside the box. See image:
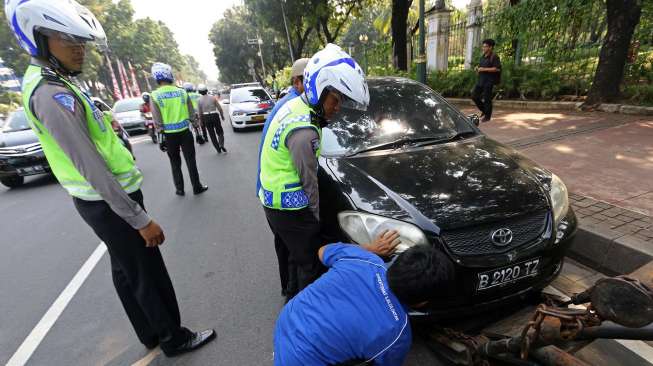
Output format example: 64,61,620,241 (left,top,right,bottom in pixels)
417,0,426,83
257,31,267,81
280,0,295,62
